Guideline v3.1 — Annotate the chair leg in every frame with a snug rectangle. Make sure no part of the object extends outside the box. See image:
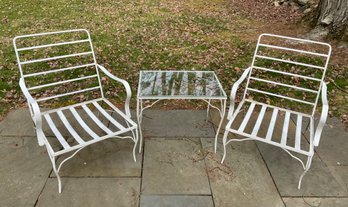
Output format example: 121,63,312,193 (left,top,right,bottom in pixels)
221,130,229,164
298,155,313,189
125,121,138,162
48,155,62,193
46,147,86,193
